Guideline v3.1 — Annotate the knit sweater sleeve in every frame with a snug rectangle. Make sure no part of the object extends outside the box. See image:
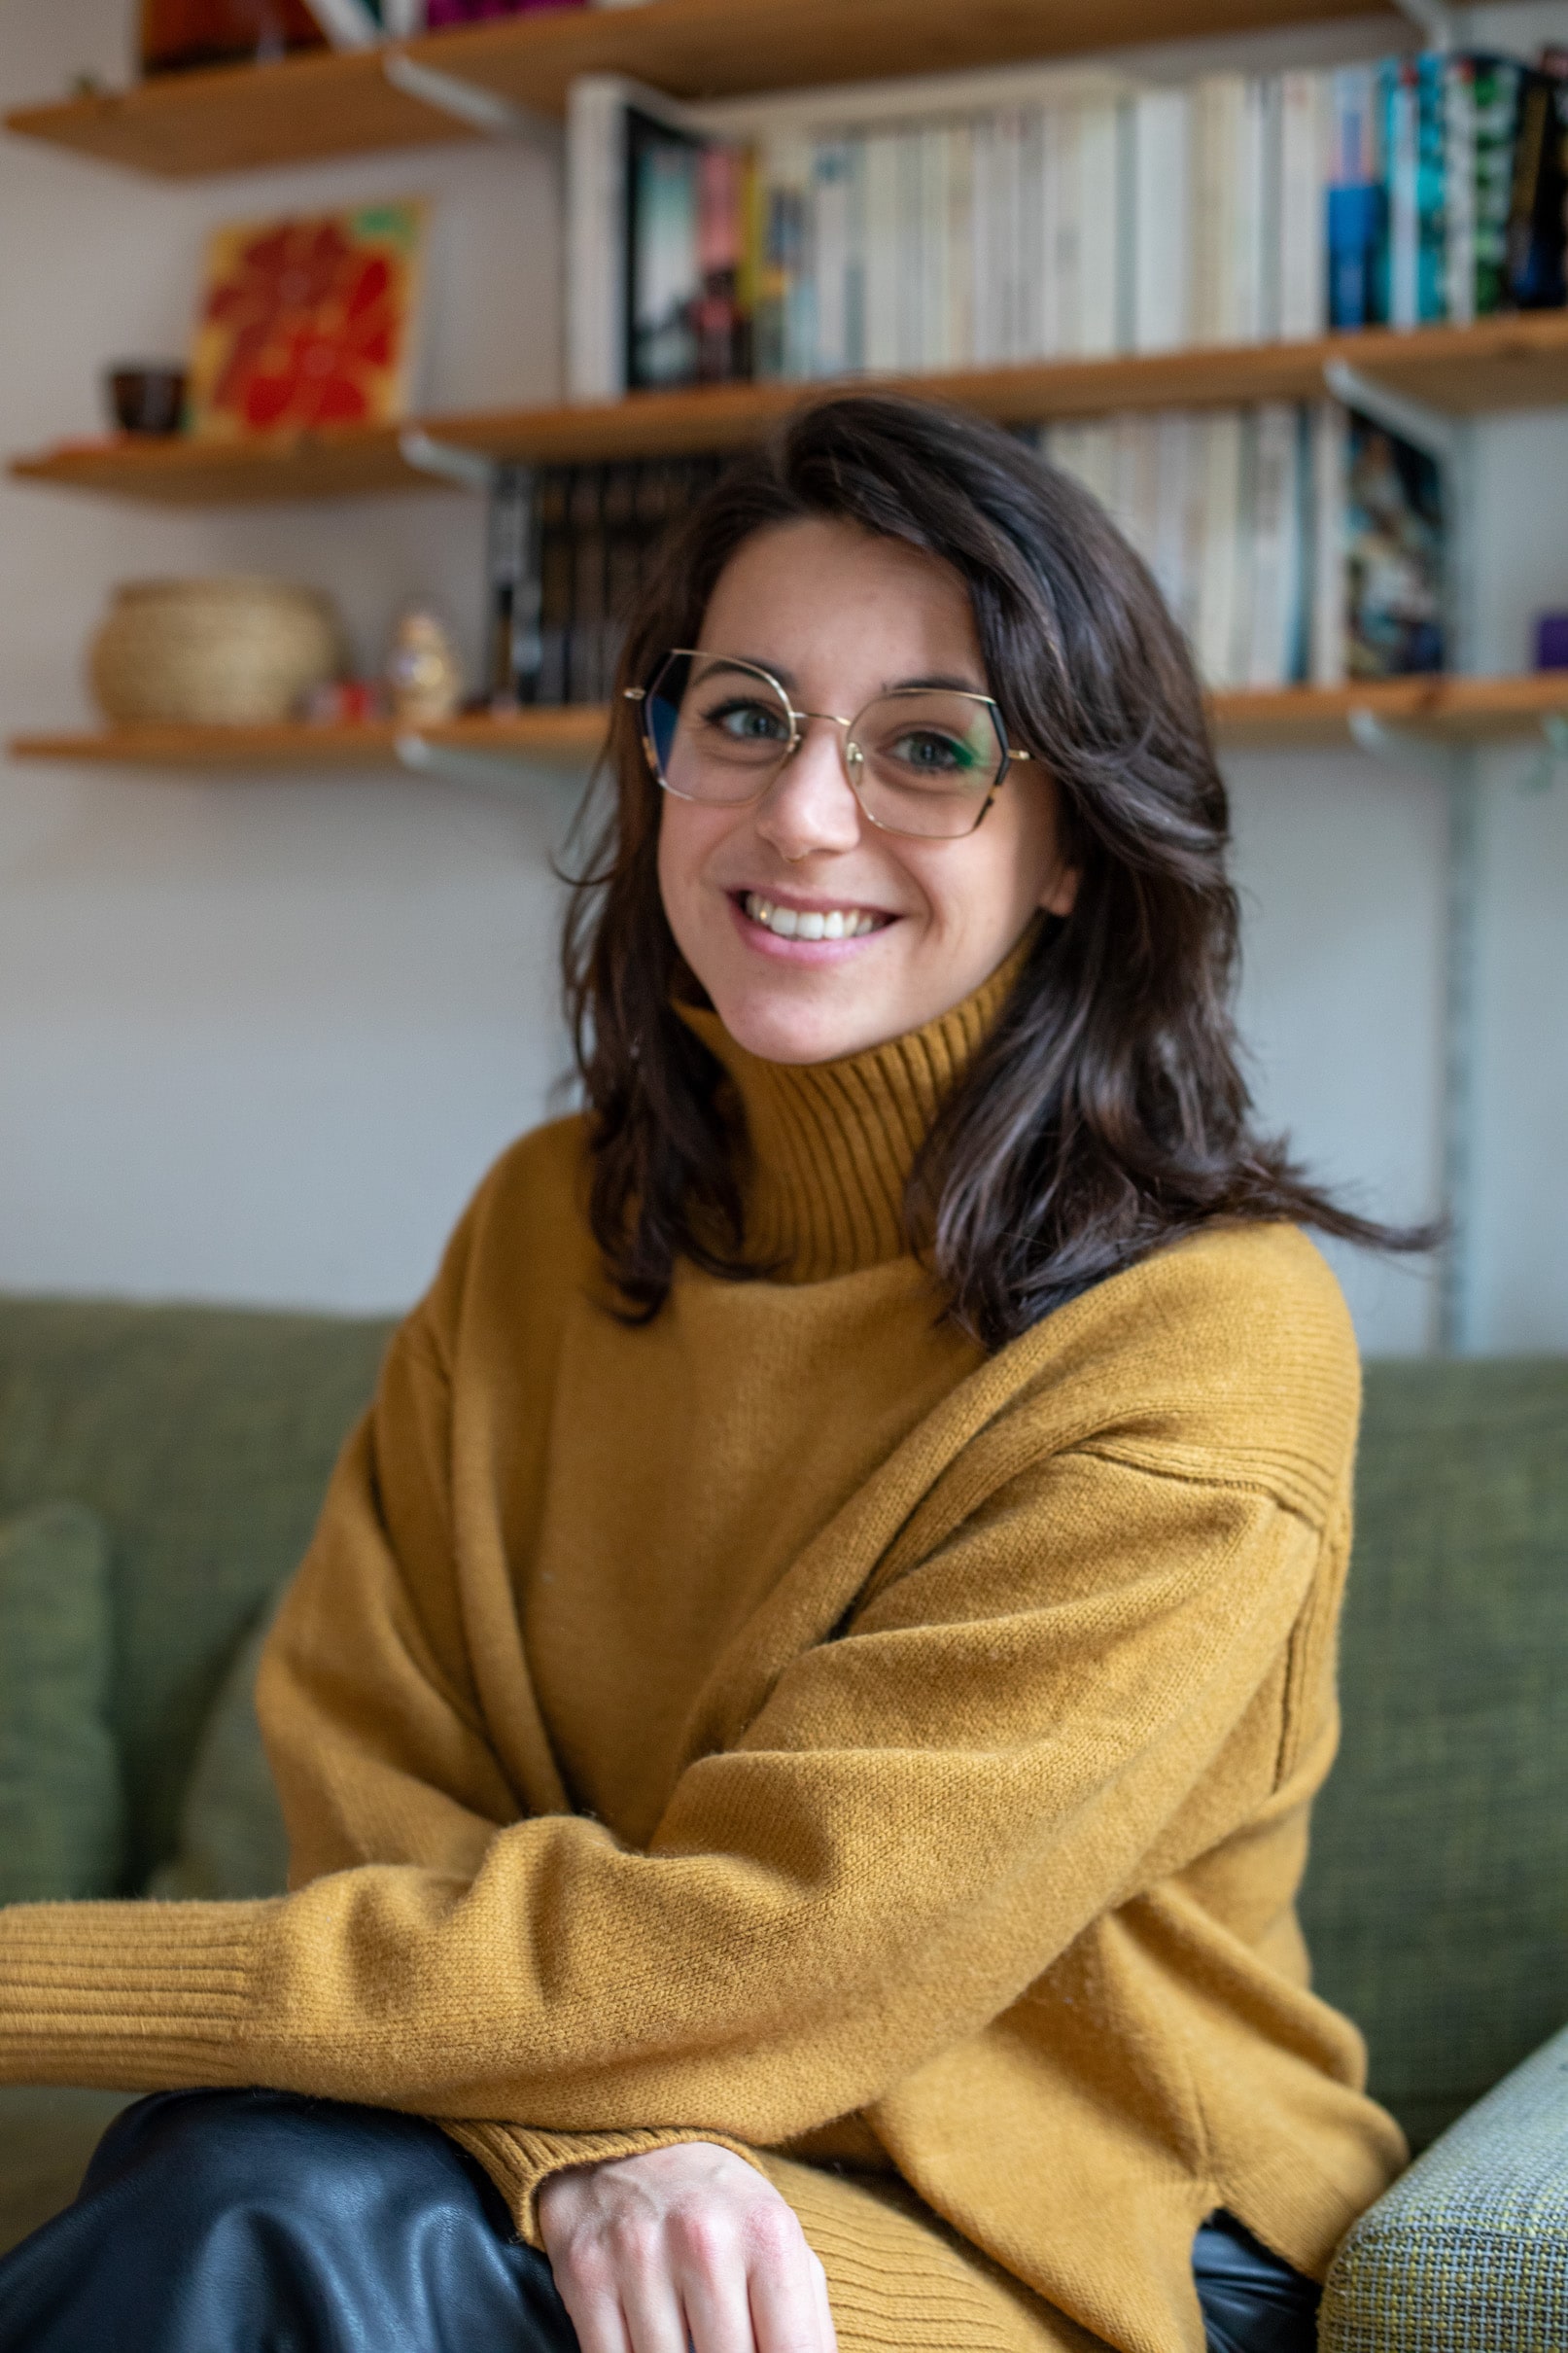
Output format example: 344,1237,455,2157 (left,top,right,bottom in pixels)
0,1308,1337,2221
